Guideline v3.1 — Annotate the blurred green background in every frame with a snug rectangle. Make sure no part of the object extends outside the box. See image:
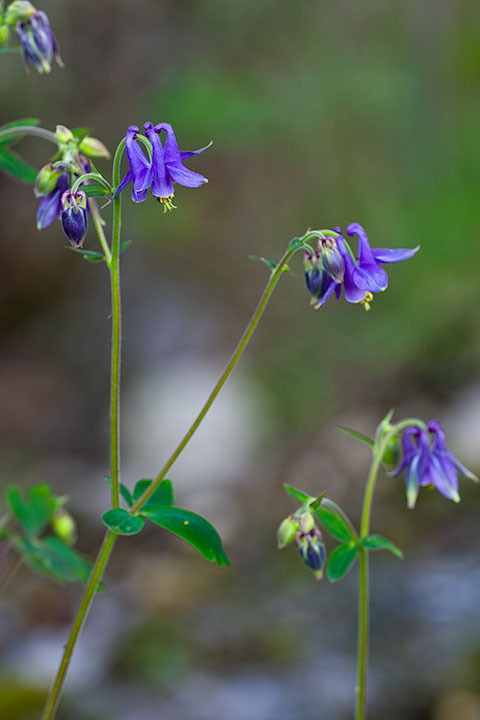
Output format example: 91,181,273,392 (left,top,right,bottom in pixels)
1,1,480,719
